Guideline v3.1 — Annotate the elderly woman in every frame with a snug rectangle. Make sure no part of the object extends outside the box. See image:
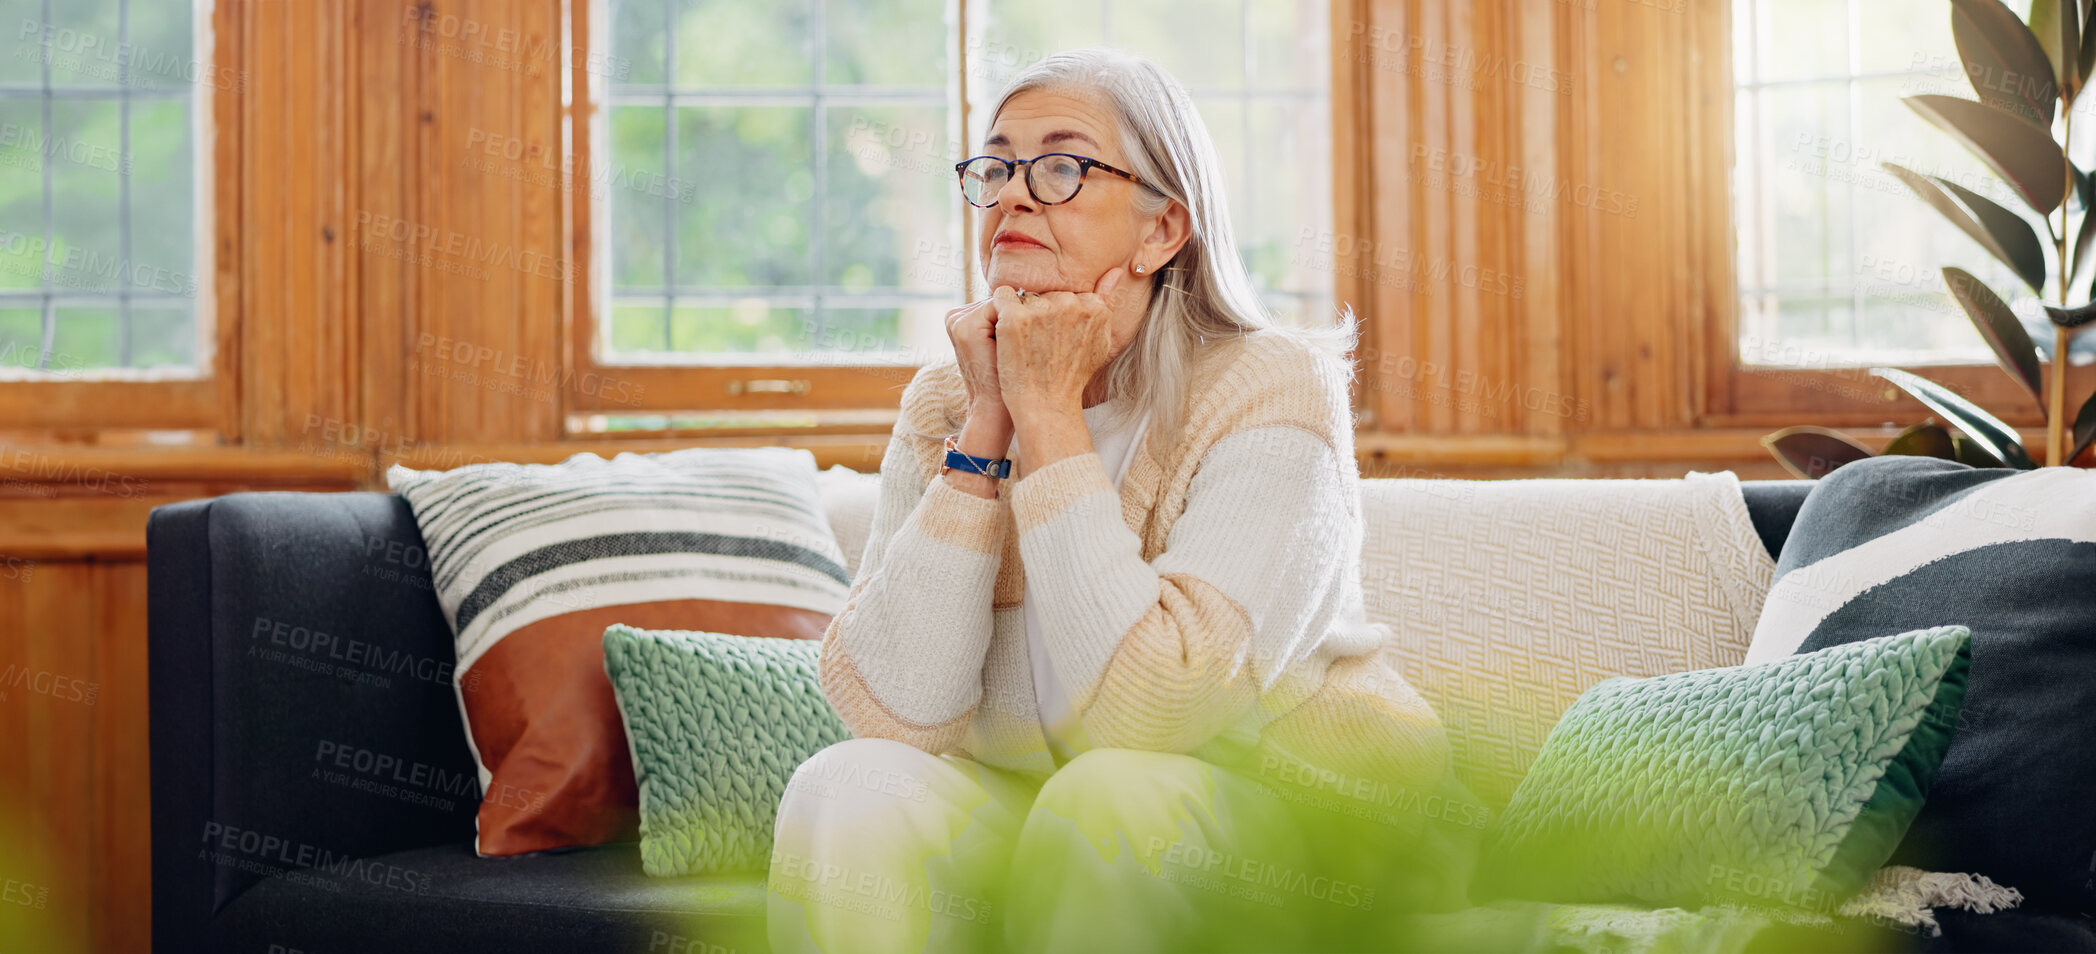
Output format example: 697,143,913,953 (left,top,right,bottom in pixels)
768,48,1469,954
